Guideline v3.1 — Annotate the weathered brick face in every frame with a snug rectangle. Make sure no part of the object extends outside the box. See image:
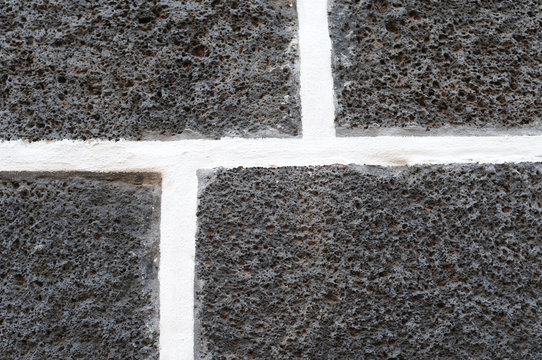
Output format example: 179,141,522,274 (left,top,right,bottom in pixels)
329,0,542,135
0,173,160,359
0,0,300,140
196,164,542,358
